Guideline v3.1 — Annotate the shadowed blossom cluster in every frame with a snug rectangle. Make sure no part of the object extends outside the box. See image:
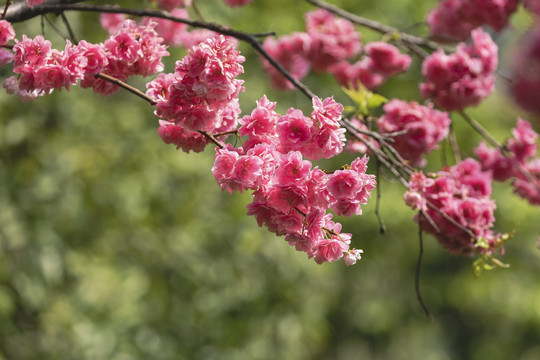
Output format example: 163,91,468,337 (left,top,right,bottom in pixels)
261,9,410,91
377,99,451,167
427,0,518,41
420,28,497,111
509,22,540,116
404,160,504,256
475,119,540,205
212,96,375,265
